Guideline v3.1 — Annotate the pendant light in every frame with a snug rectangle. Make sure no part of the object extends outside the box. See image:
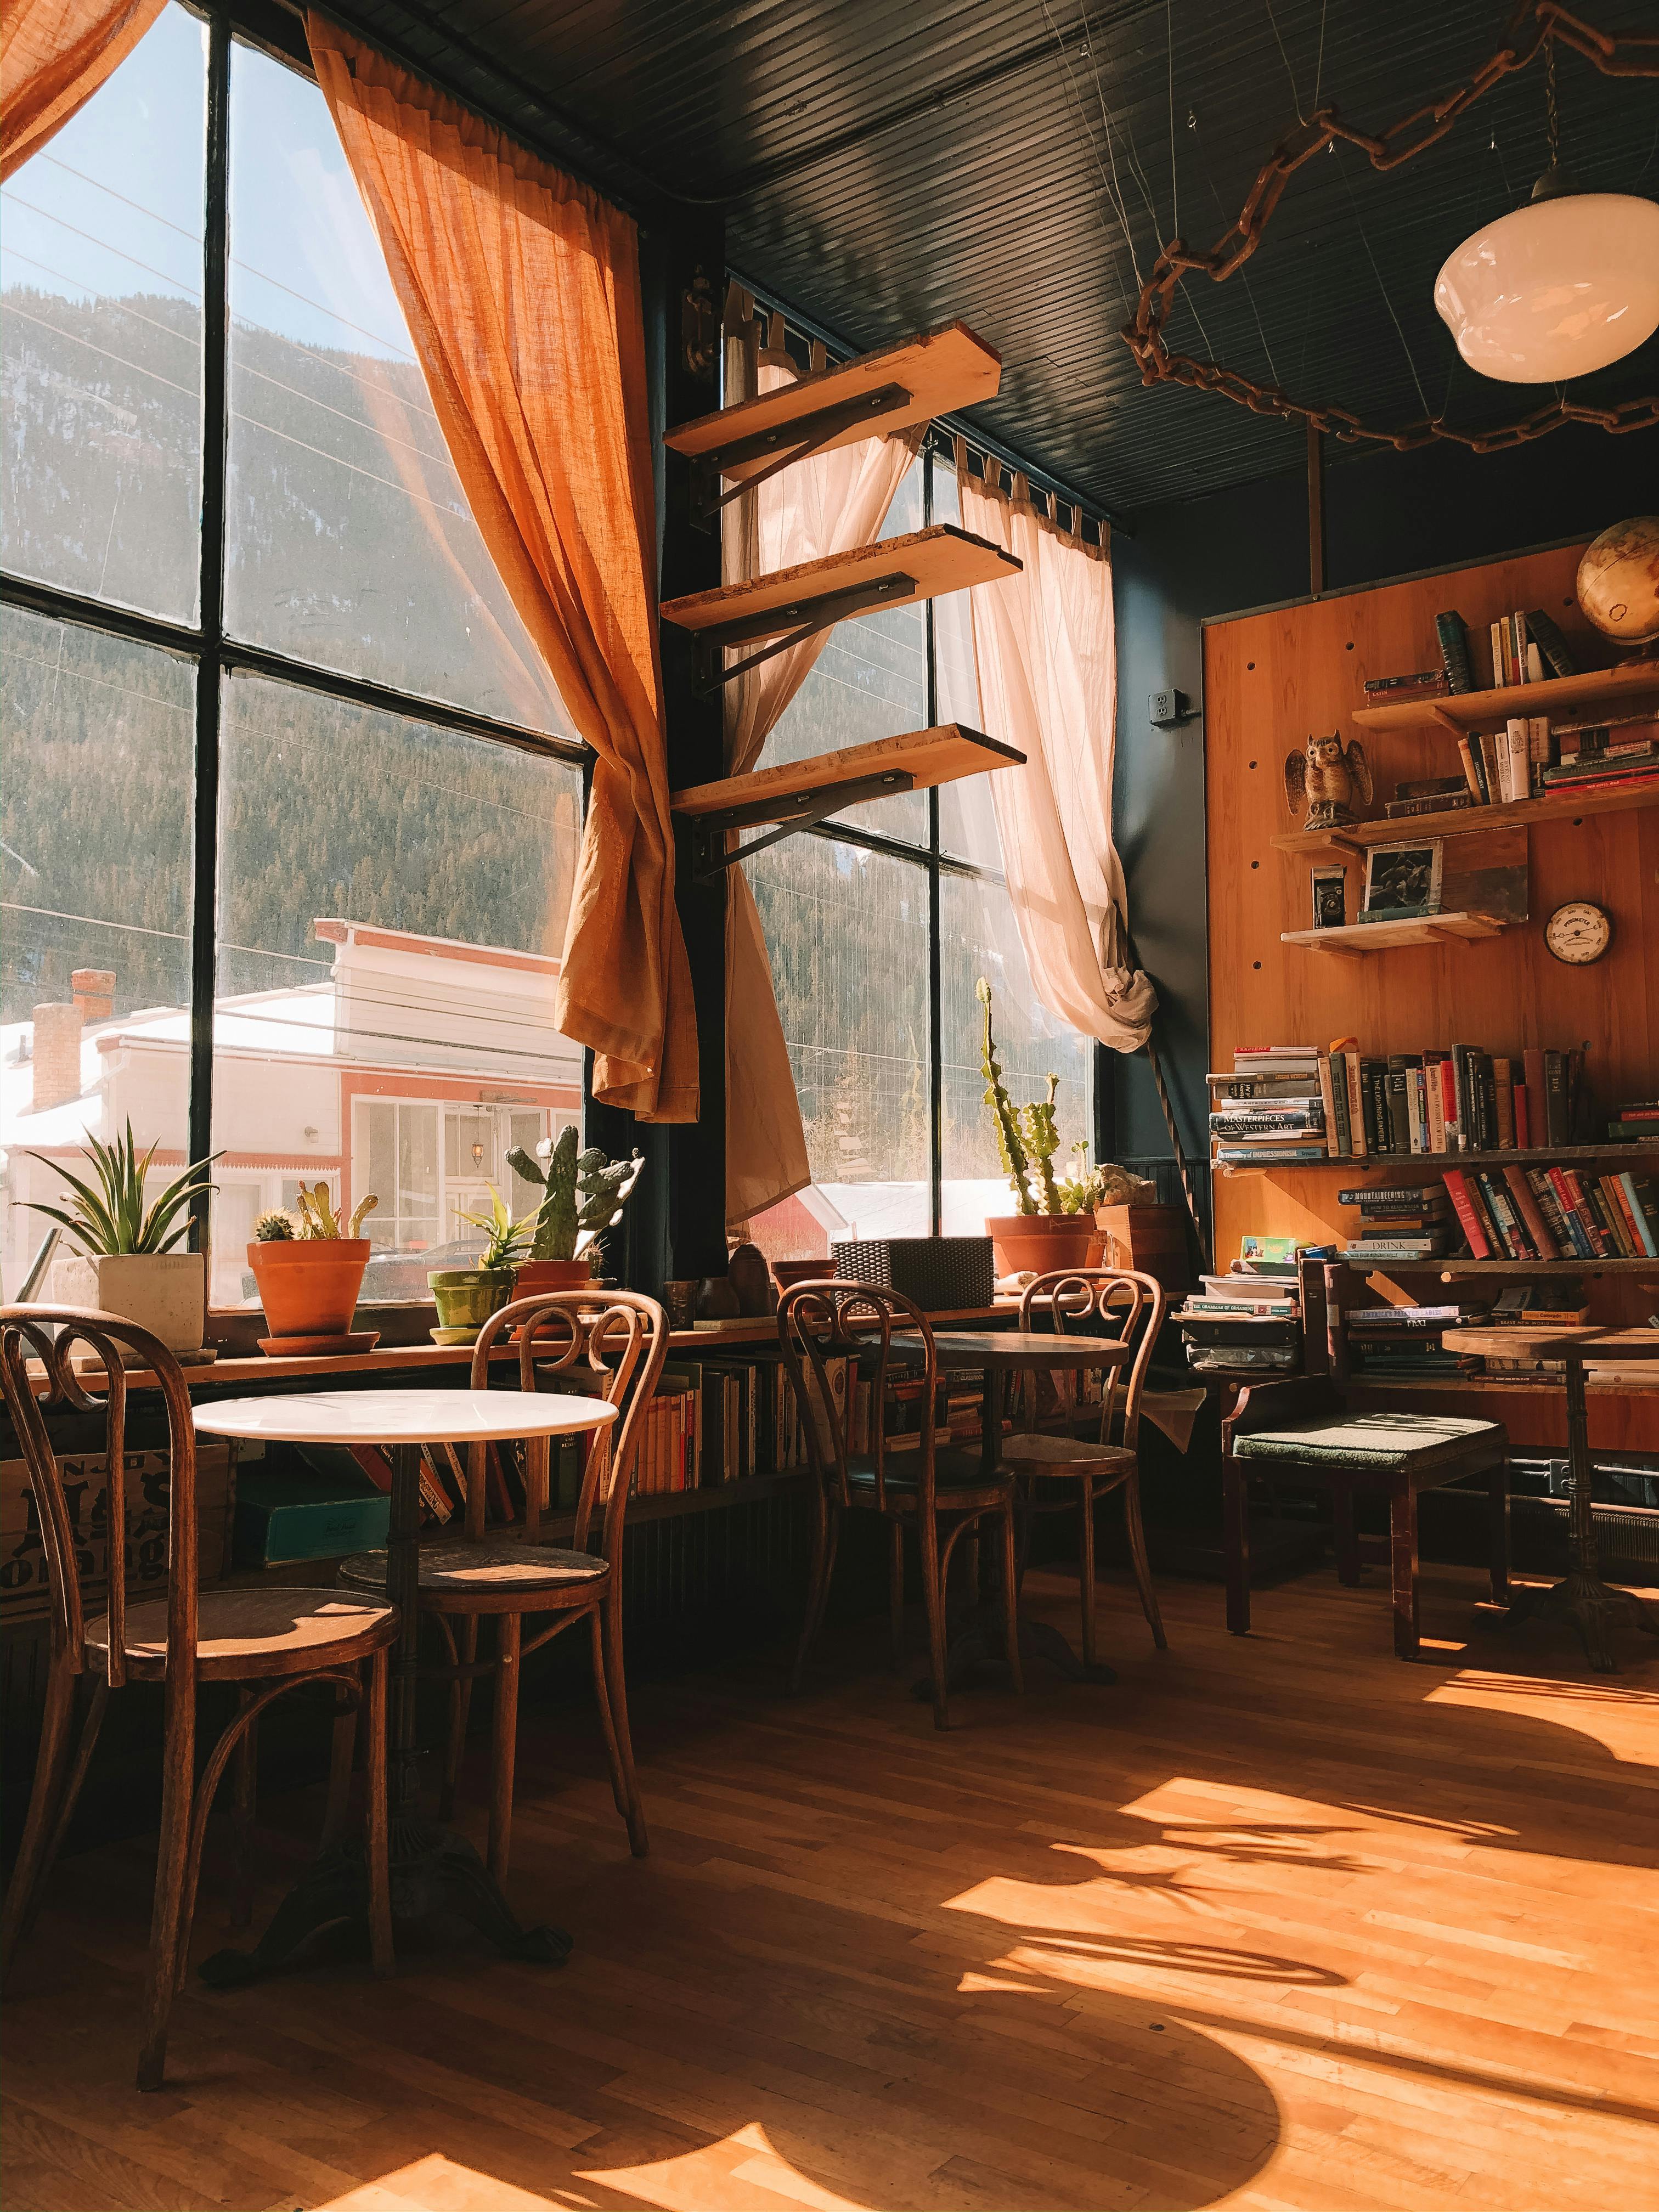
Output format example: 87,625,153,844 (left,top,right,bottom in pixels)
1434,37,1659,385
